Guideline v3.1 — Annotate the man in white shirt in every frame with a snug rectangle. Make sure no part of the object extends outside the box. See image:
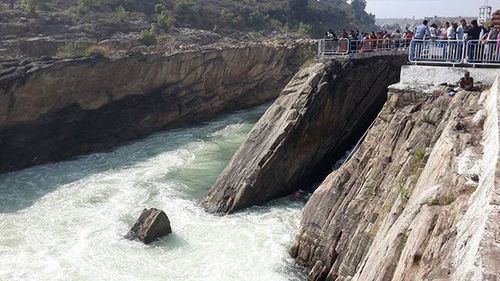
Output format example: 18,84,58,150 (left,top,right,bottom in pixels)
447,22,457,40
456,19,466,40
